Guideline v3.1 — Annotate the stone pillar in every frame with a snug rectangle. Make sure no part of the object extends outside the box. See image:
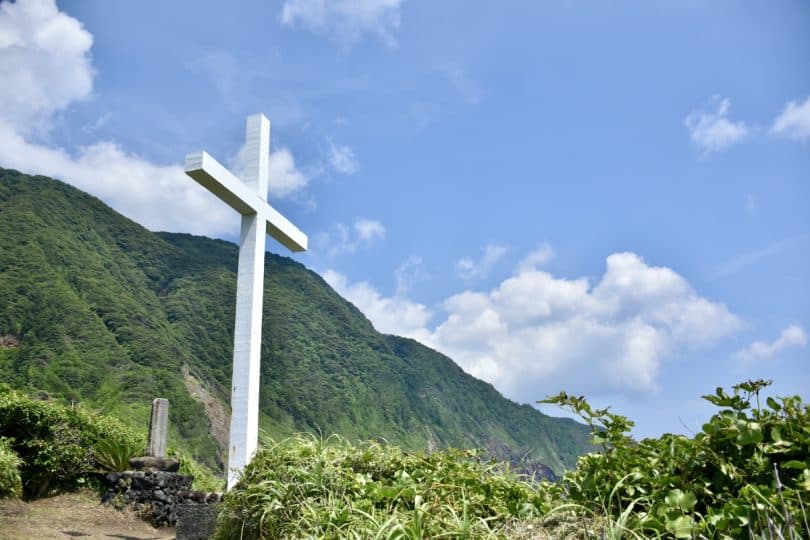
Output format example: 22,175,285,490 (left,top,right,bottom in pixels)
147,398,169,458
